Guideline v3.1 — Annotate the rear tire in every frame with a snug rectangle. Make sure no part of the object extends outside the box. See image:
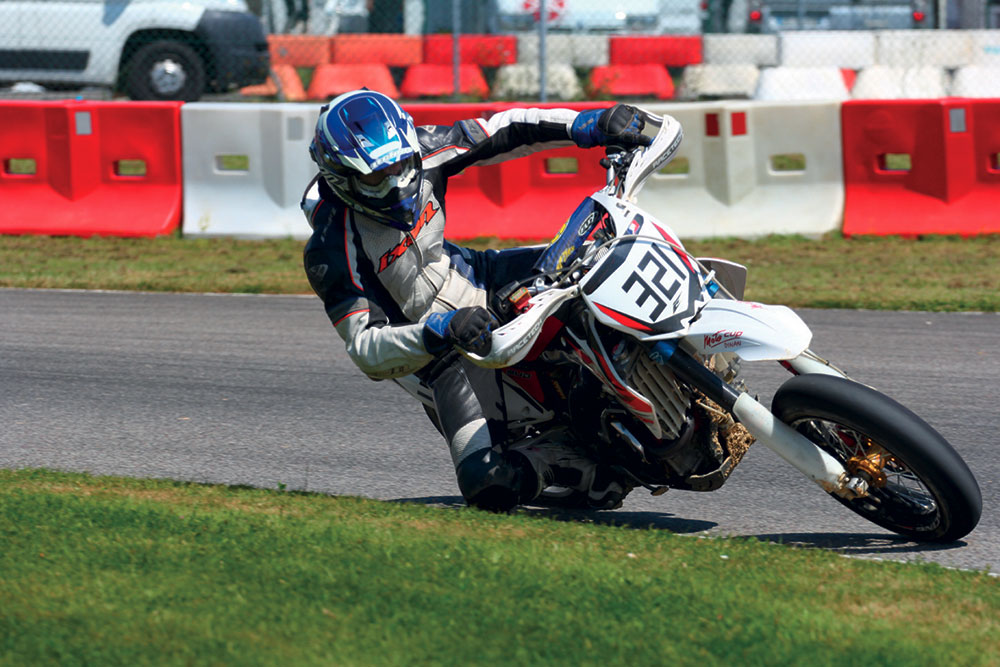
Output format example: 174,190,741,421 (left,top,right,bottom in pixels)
772,374,981,543
124,40,206,101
